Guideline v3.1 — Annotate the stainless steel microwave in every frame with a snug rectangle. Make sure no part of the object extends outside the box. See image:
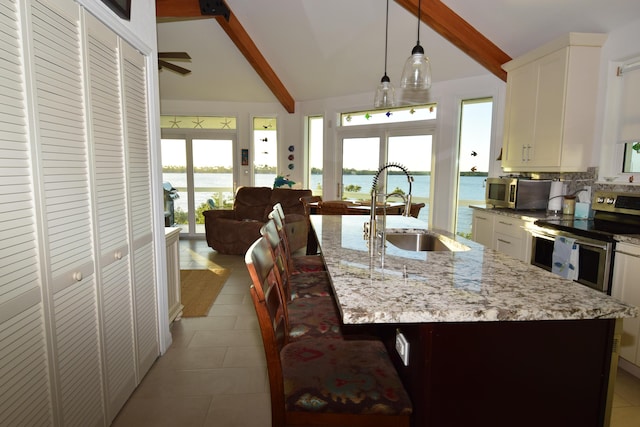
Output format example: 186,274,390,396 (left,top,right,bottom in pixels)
485,178,552,210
